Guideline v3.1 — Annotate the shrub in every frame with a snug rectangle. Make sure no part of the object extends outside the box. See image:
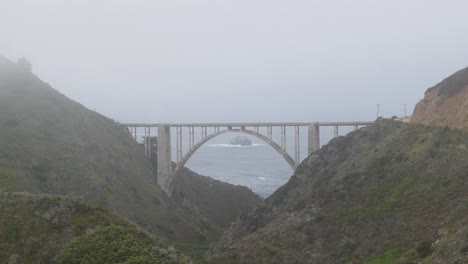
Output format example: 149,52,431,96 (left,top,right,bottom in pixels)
60,225,185,264
416,240,432,258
